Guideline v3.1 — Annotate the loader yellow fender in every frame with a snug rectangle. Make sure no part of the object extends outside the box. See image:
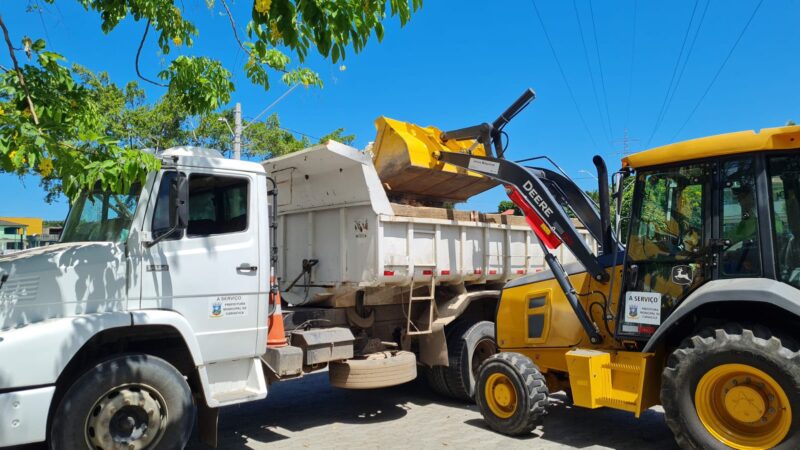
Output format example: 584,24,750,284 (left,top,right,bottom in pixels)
695,363,791,449
484,373,518,419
